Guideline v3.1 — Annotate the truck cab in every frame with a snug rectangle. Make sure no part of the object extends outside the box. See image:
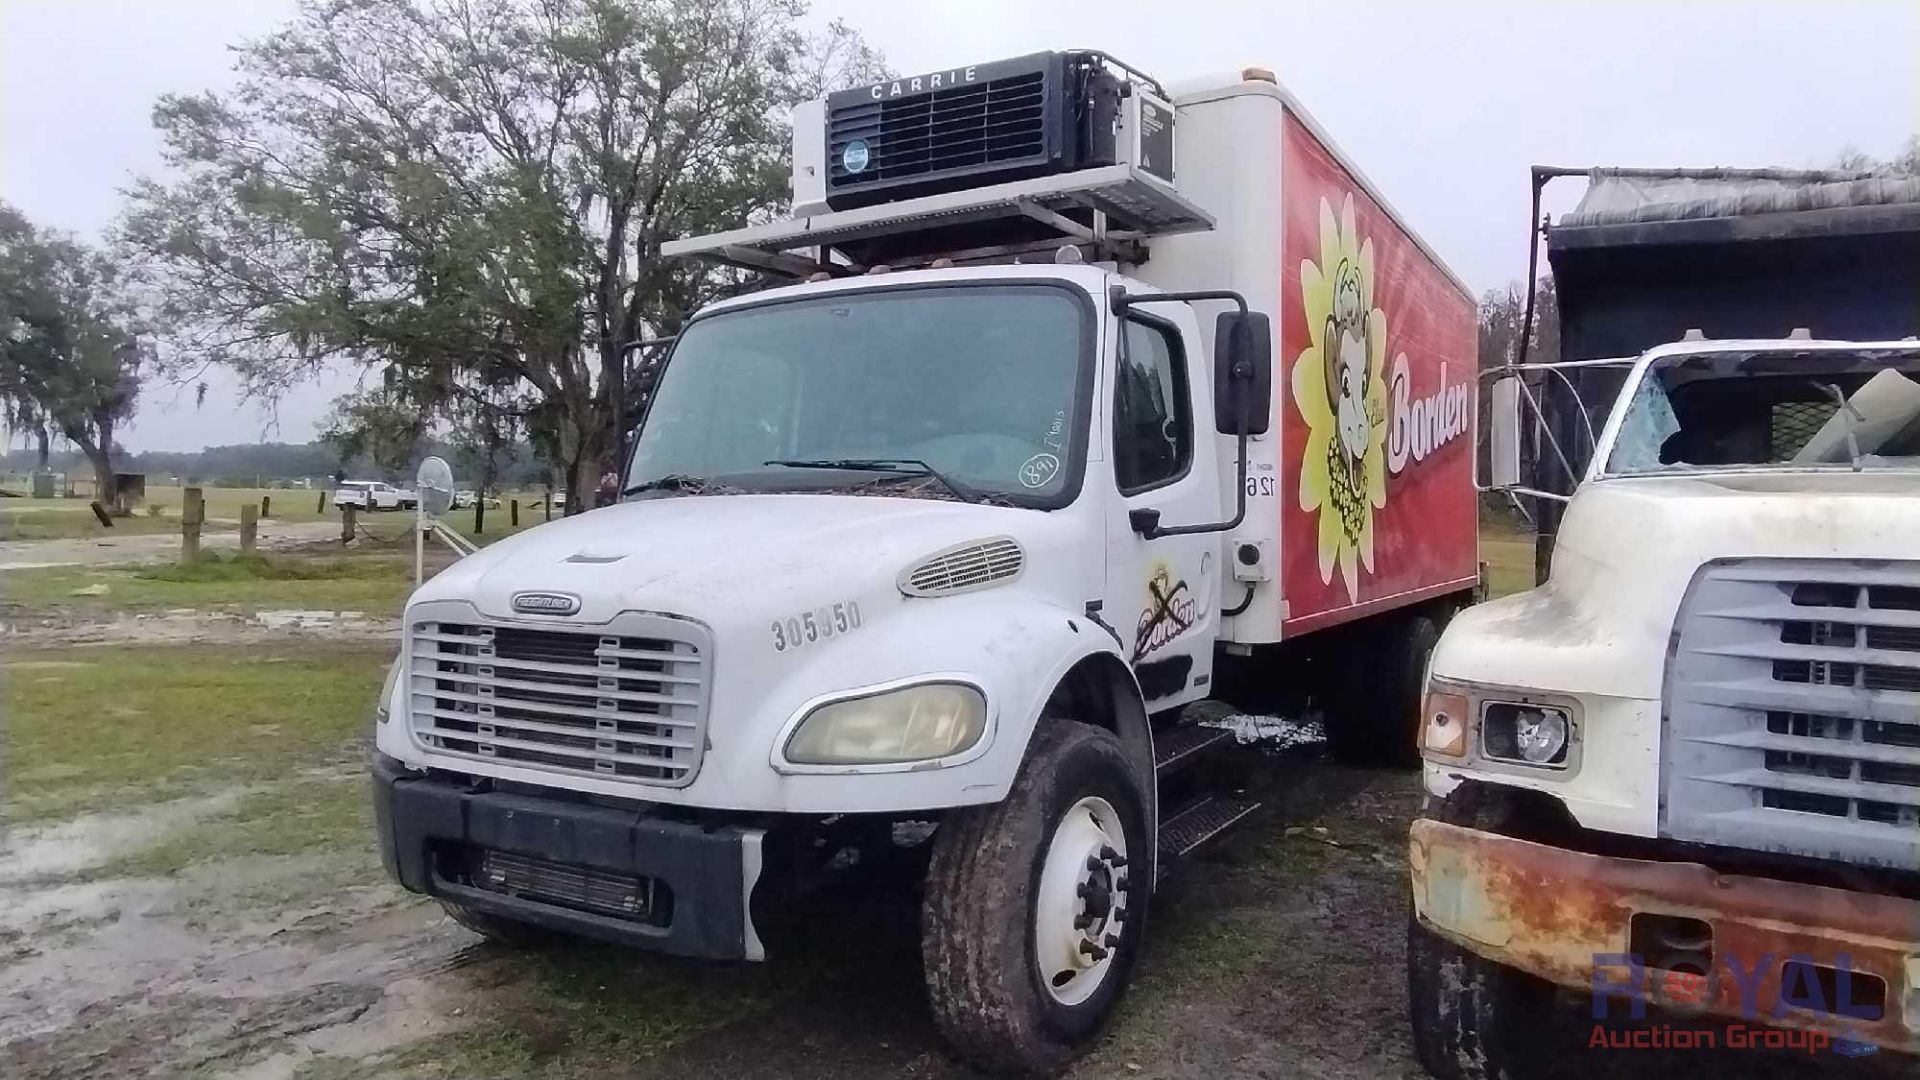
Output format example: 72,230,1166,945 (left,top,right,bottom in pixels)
372,50,1478,1075
1408,167,1920,1073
